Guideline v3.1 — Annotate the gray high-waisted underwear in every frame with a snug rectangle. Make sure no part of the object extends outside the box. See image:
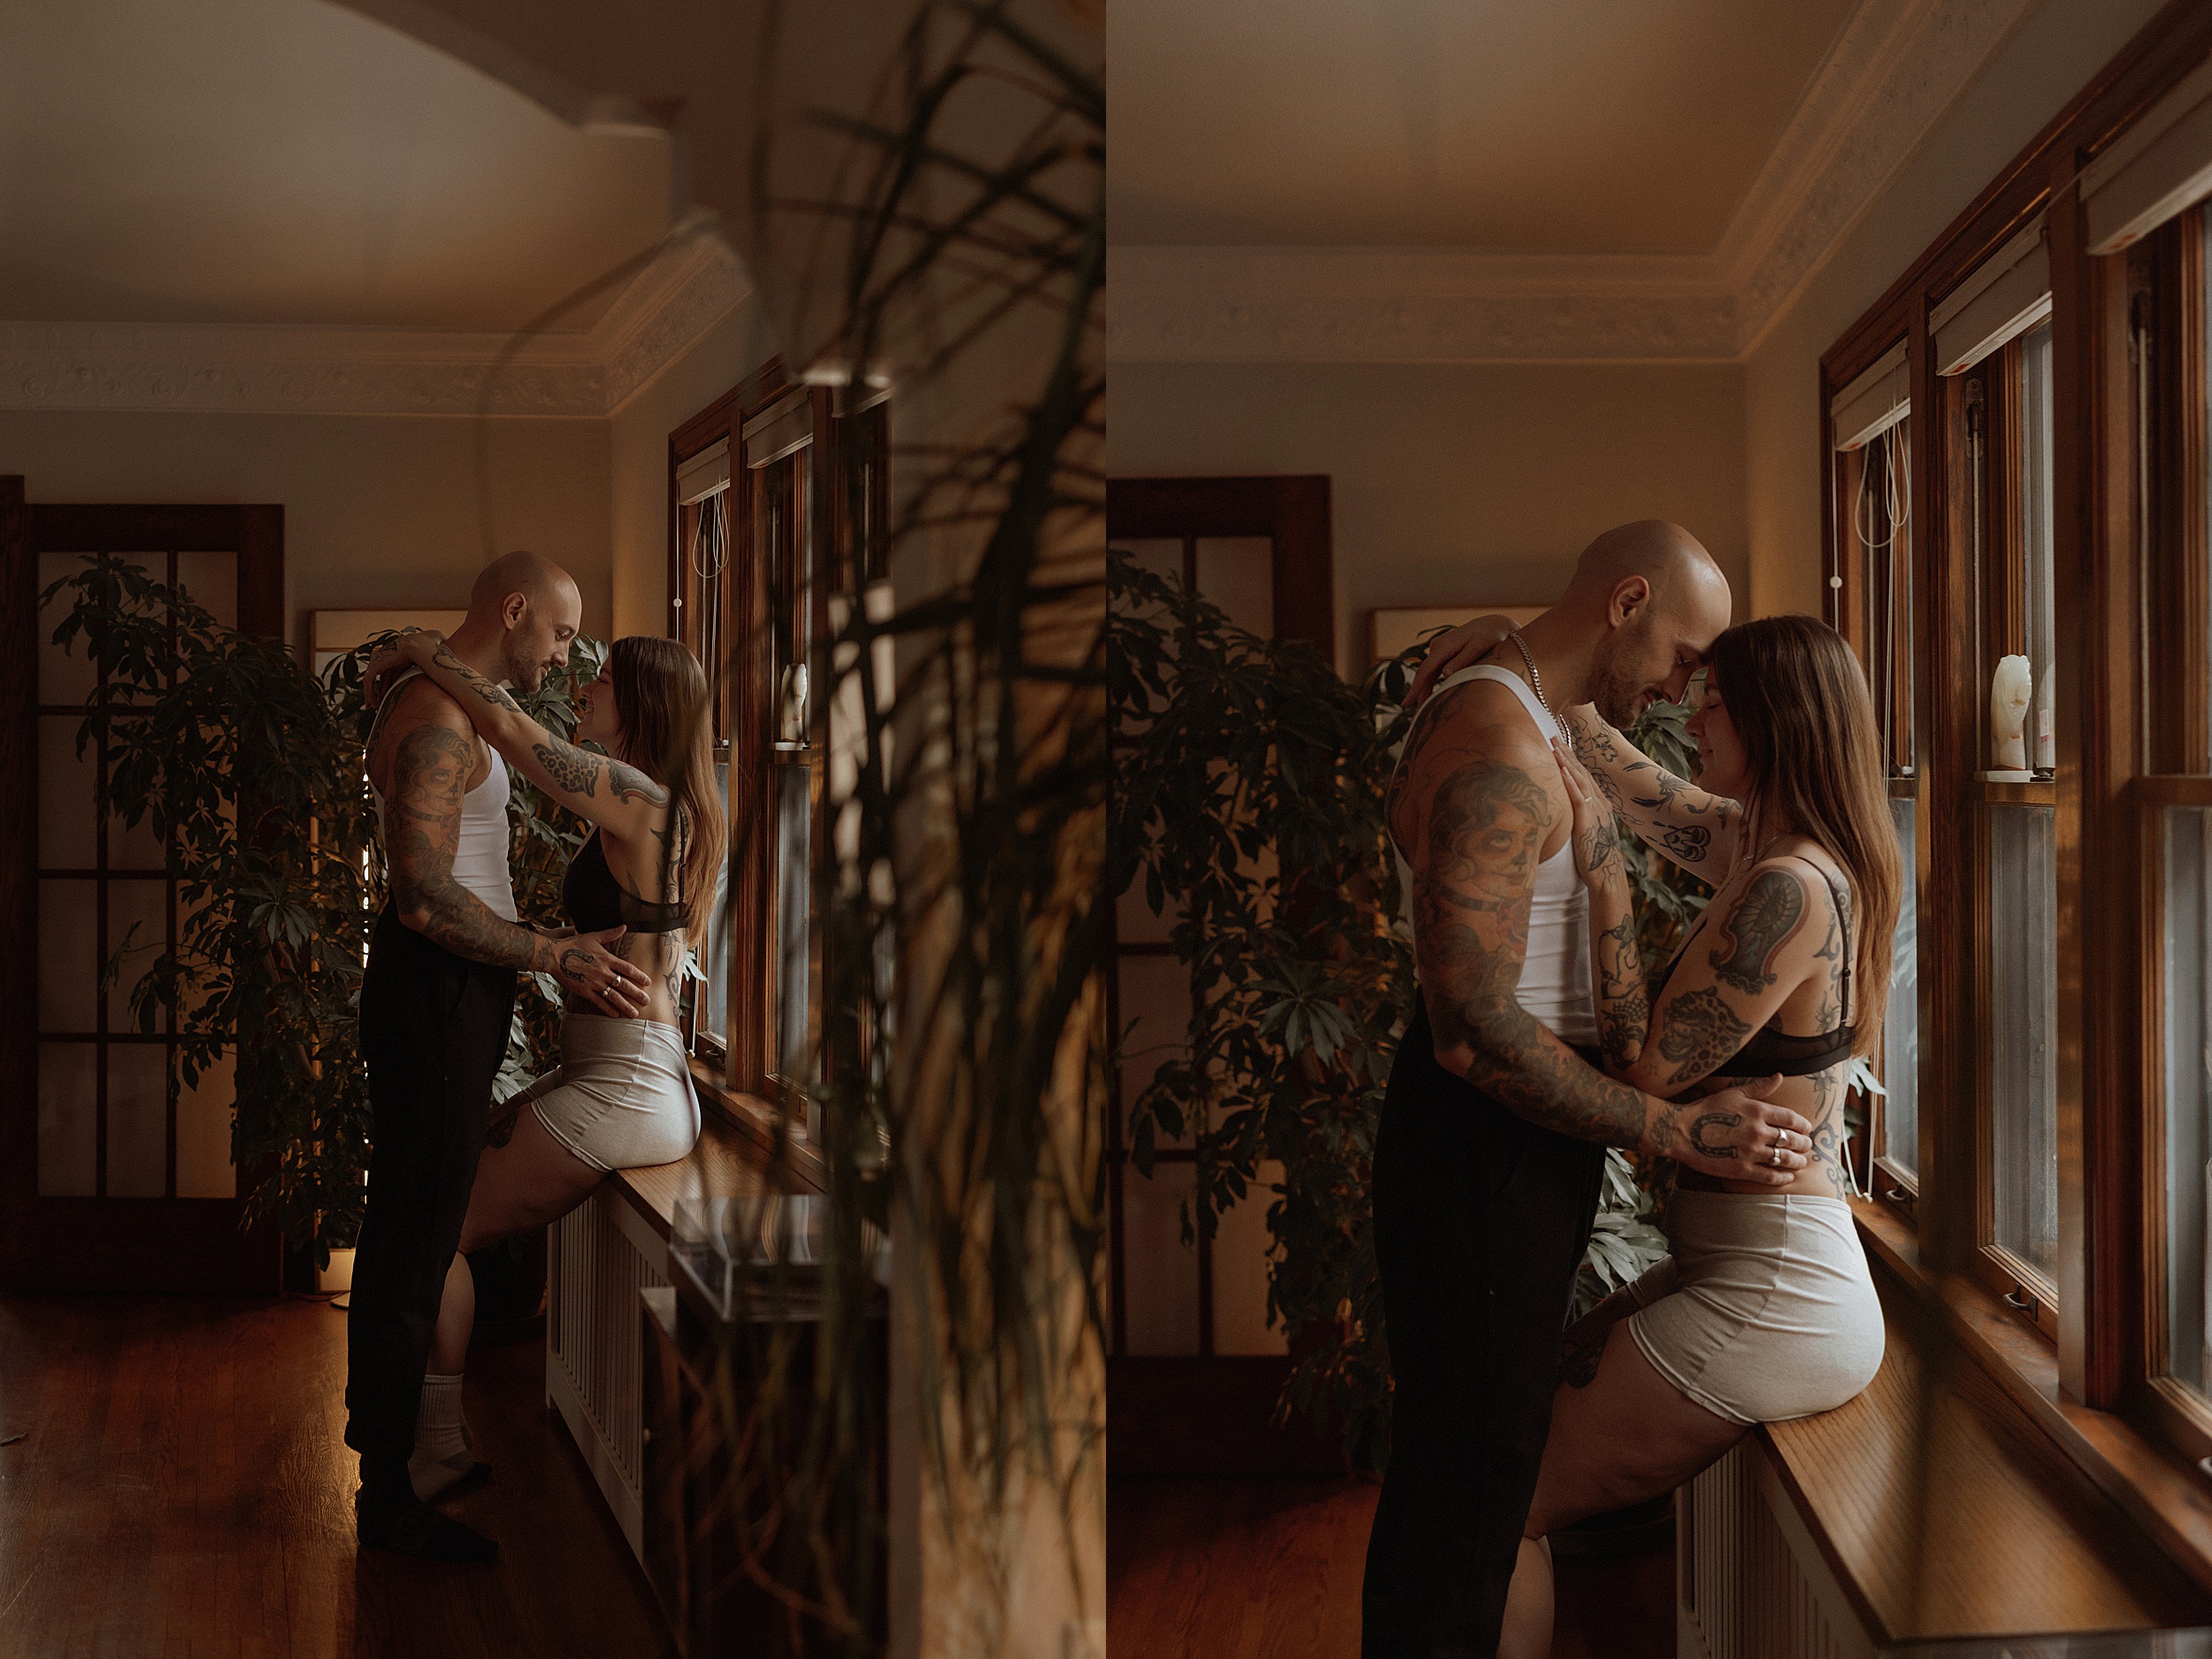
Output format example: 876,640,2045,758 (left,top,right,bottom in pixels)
511,1014,699,1173
1623,1190,1885,1426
